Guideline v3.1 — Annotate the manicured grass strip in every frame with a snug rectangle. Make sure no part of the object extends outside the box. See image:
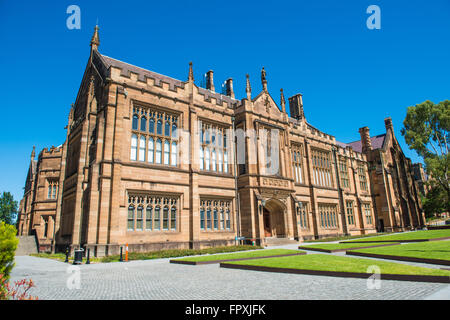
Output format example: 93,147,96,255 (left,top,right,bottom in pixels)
346,240,450,266
171,249,304,265
31,245,263,263
298,242,399,253
342,229,450,243
302,233,390,243
220,254,450,283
